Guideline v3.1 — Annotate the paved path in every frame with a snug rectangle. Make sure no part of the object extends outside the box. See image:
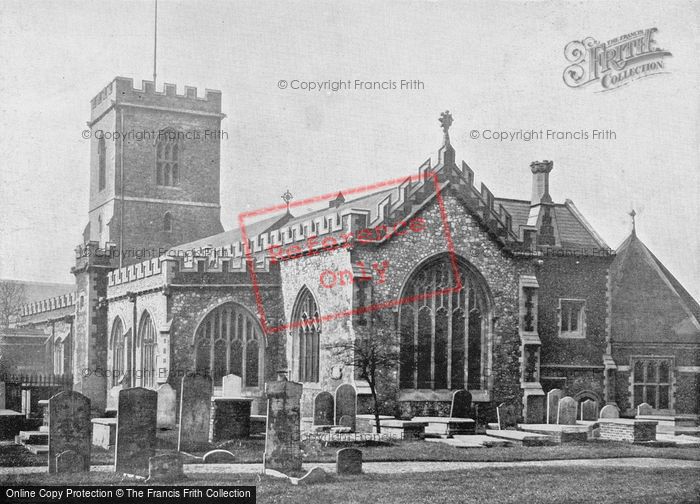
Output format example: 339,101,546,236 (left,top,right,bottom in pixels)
1,458,699,476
